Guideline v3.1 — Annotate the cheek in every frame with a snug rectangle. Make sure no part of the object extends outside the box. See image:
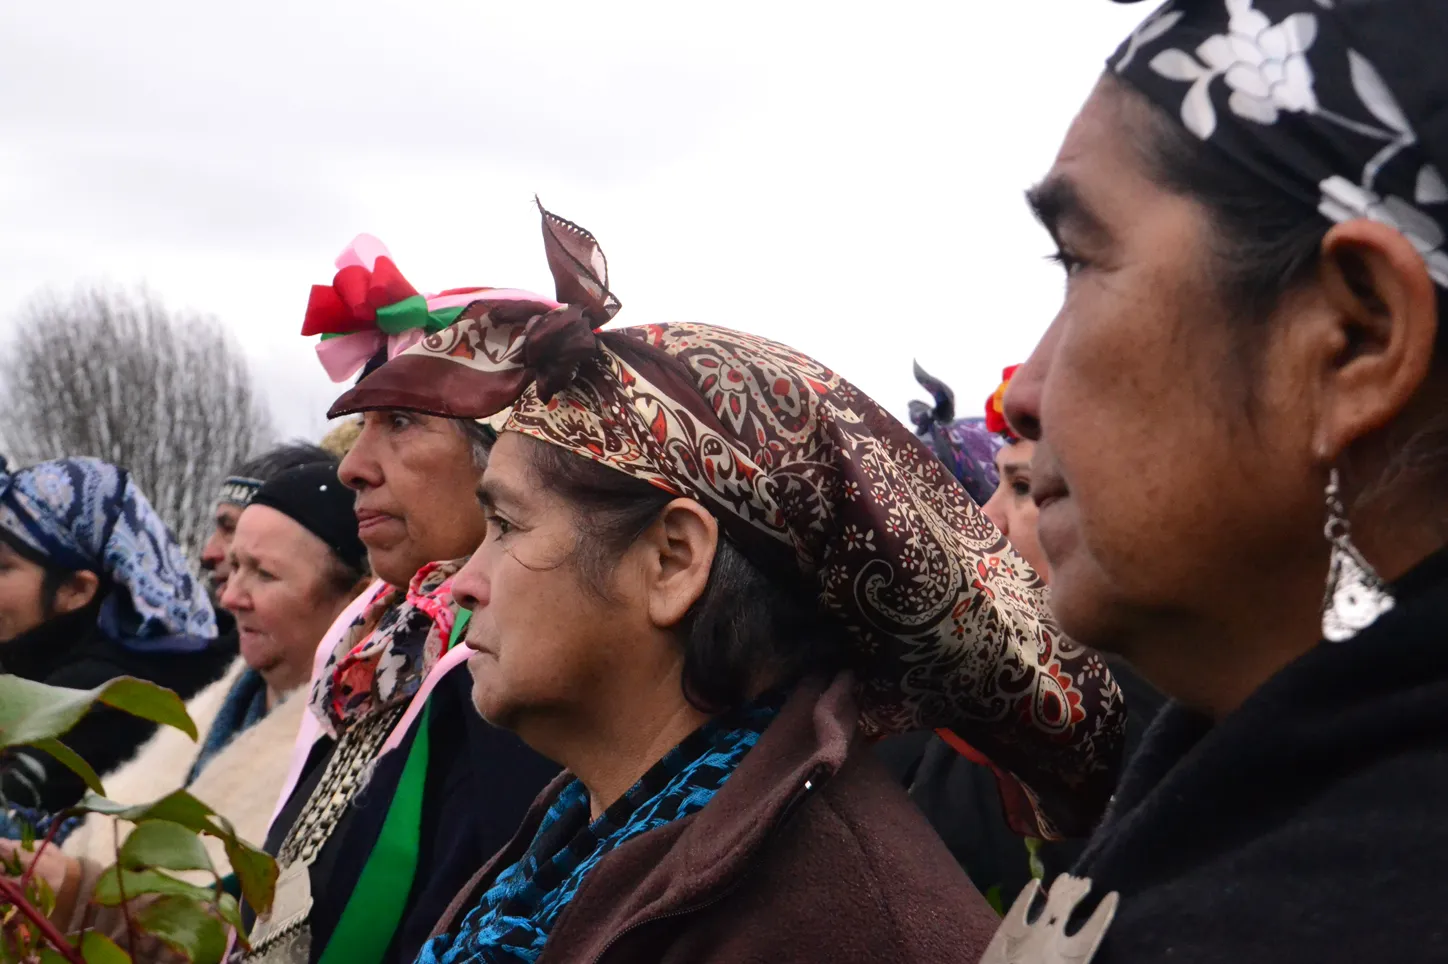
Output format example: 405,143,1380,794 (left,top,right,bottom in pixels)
484,556,614,698
251,584,307,638
1042,275,1254,608
0,571,45,624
